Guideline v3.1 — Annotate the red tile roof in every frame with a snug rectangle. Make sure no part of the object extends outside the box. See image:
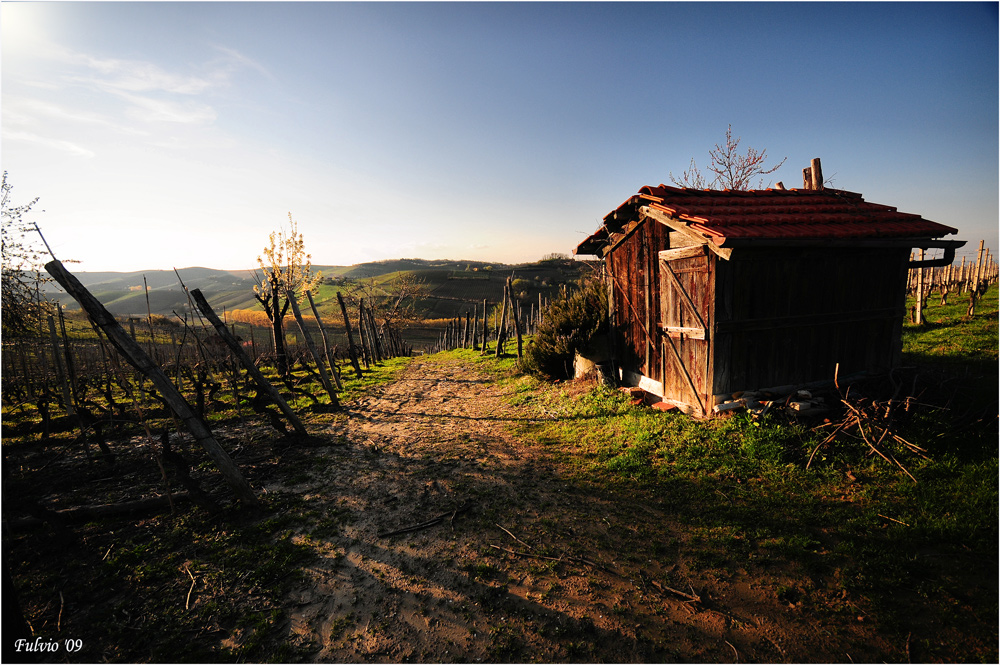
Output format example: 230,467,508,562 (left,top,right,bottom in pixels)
576,185,958,255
